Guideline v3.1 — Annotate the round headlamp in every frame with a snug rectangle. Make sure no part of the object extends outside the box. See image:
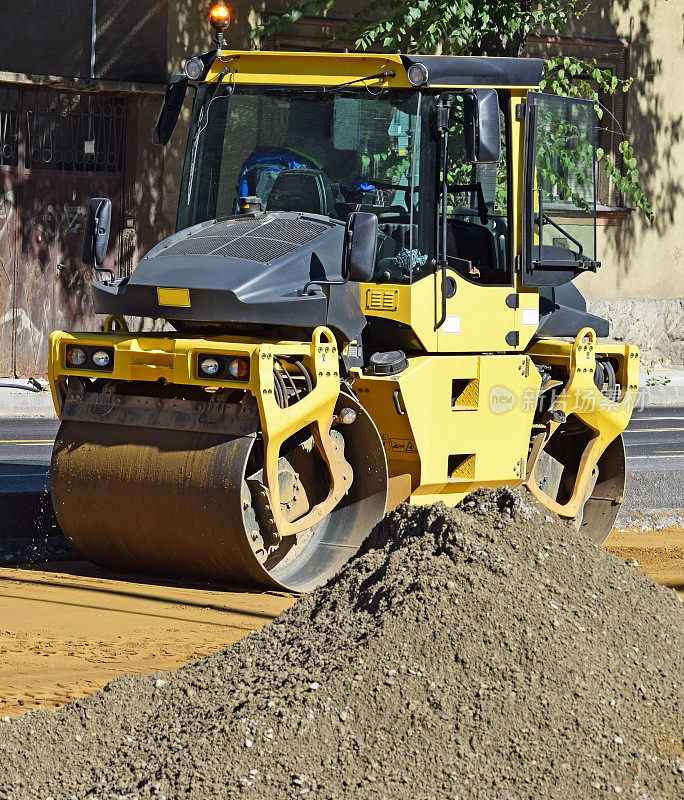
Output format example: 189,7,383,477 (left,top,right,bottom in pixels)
66,346,87,367
227,358,249,379
184,57,205,81
92,350,111,367
200,357,221,376
407,62,429,87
